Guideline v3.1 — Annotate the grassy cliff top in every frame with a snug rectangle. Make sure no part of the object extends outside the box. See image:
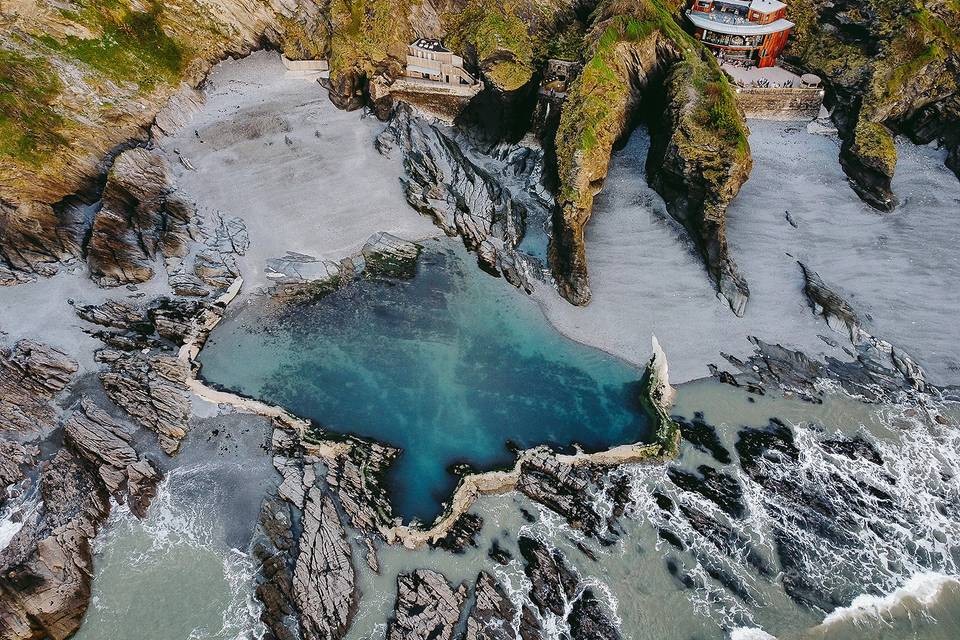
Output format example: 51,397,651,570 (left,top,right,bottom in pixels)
554,0,748,208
